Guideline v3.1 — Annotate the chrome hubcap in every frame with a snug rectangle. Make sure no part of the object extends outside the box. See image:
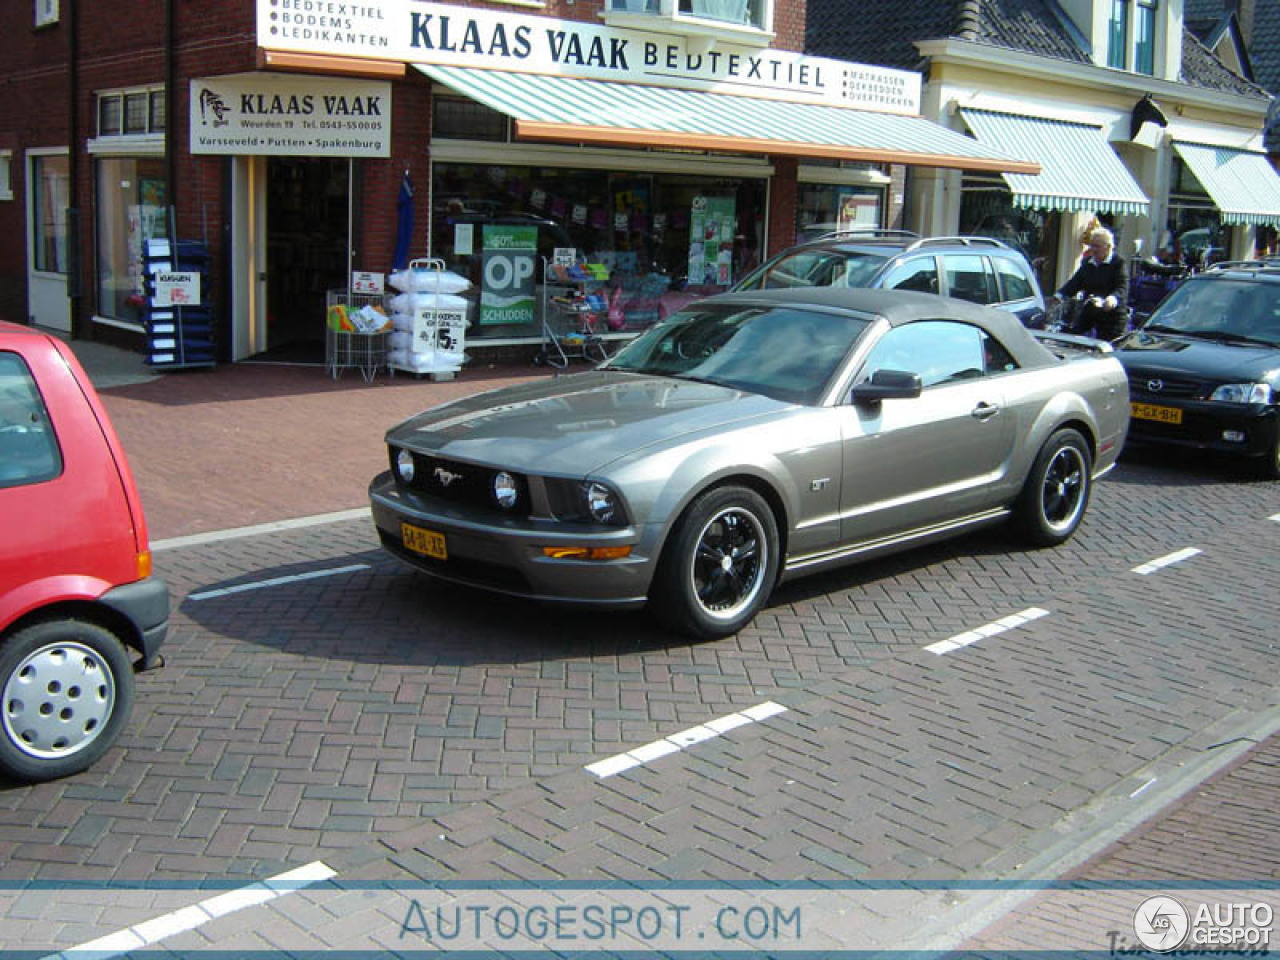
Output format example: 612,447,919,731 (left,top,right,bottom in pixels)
2,642,115,760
